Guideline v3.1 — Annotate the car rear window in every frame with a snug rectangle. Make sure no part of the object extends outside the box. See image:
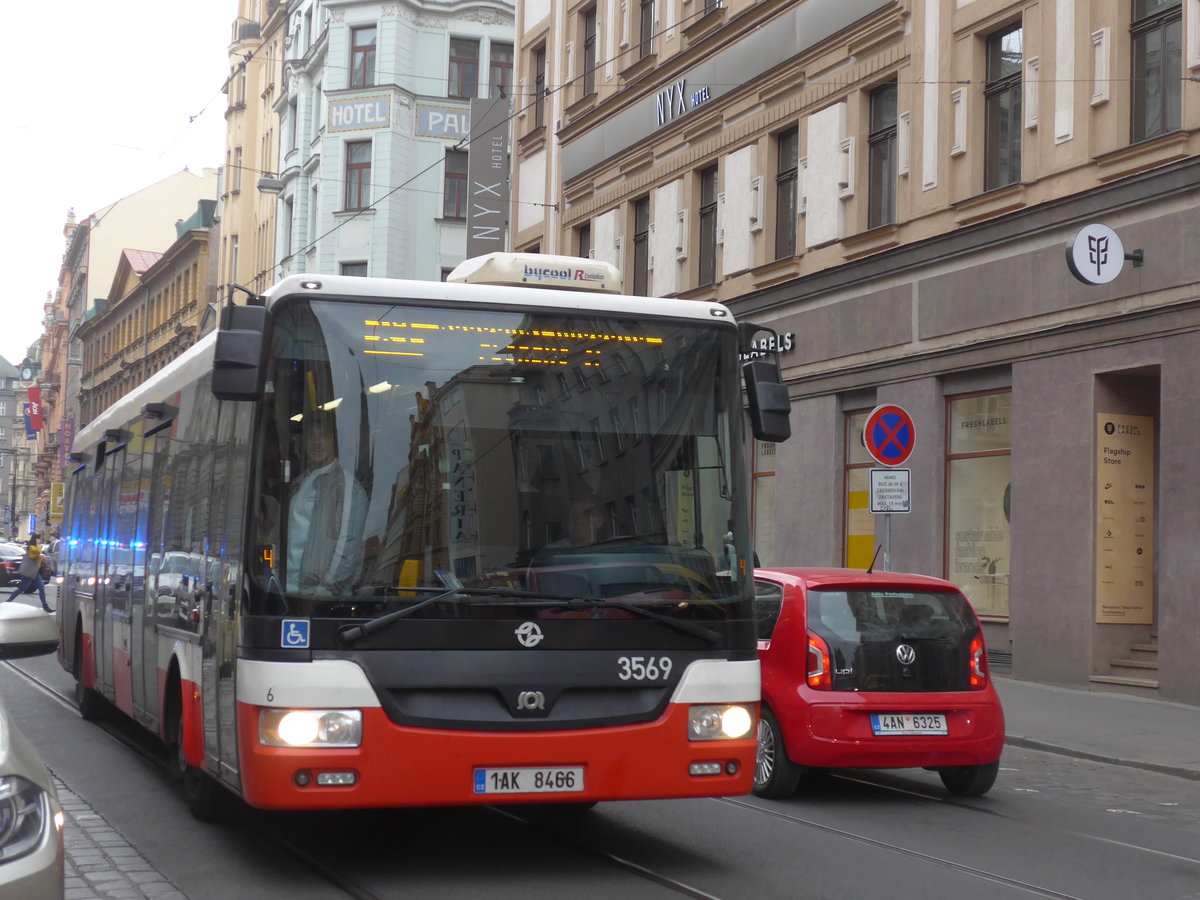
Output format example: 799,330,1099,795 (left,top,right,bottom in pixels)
808,588,980,692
